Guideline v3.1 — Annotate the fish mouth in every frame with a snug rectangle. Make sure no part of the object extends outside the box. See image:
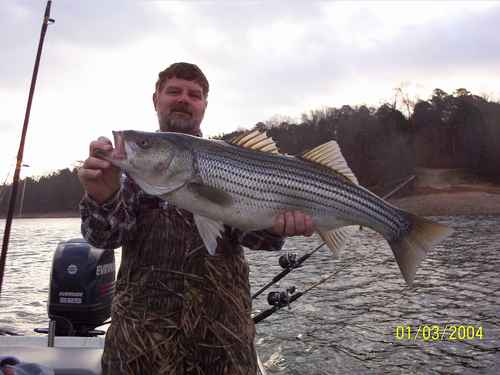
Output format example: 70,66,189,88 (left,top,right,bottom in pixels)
111,131,127,160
